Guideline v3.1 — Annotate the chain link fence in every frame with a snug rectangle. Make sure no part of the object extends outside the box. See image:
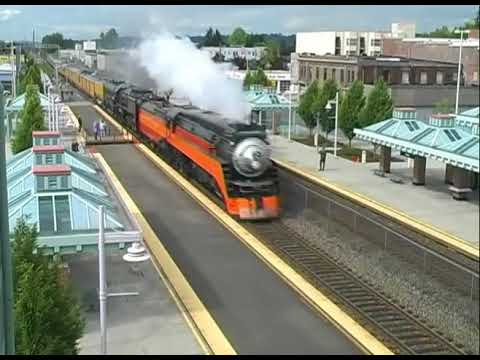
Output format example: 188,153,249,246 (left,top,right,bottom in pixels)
281,178,479,303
